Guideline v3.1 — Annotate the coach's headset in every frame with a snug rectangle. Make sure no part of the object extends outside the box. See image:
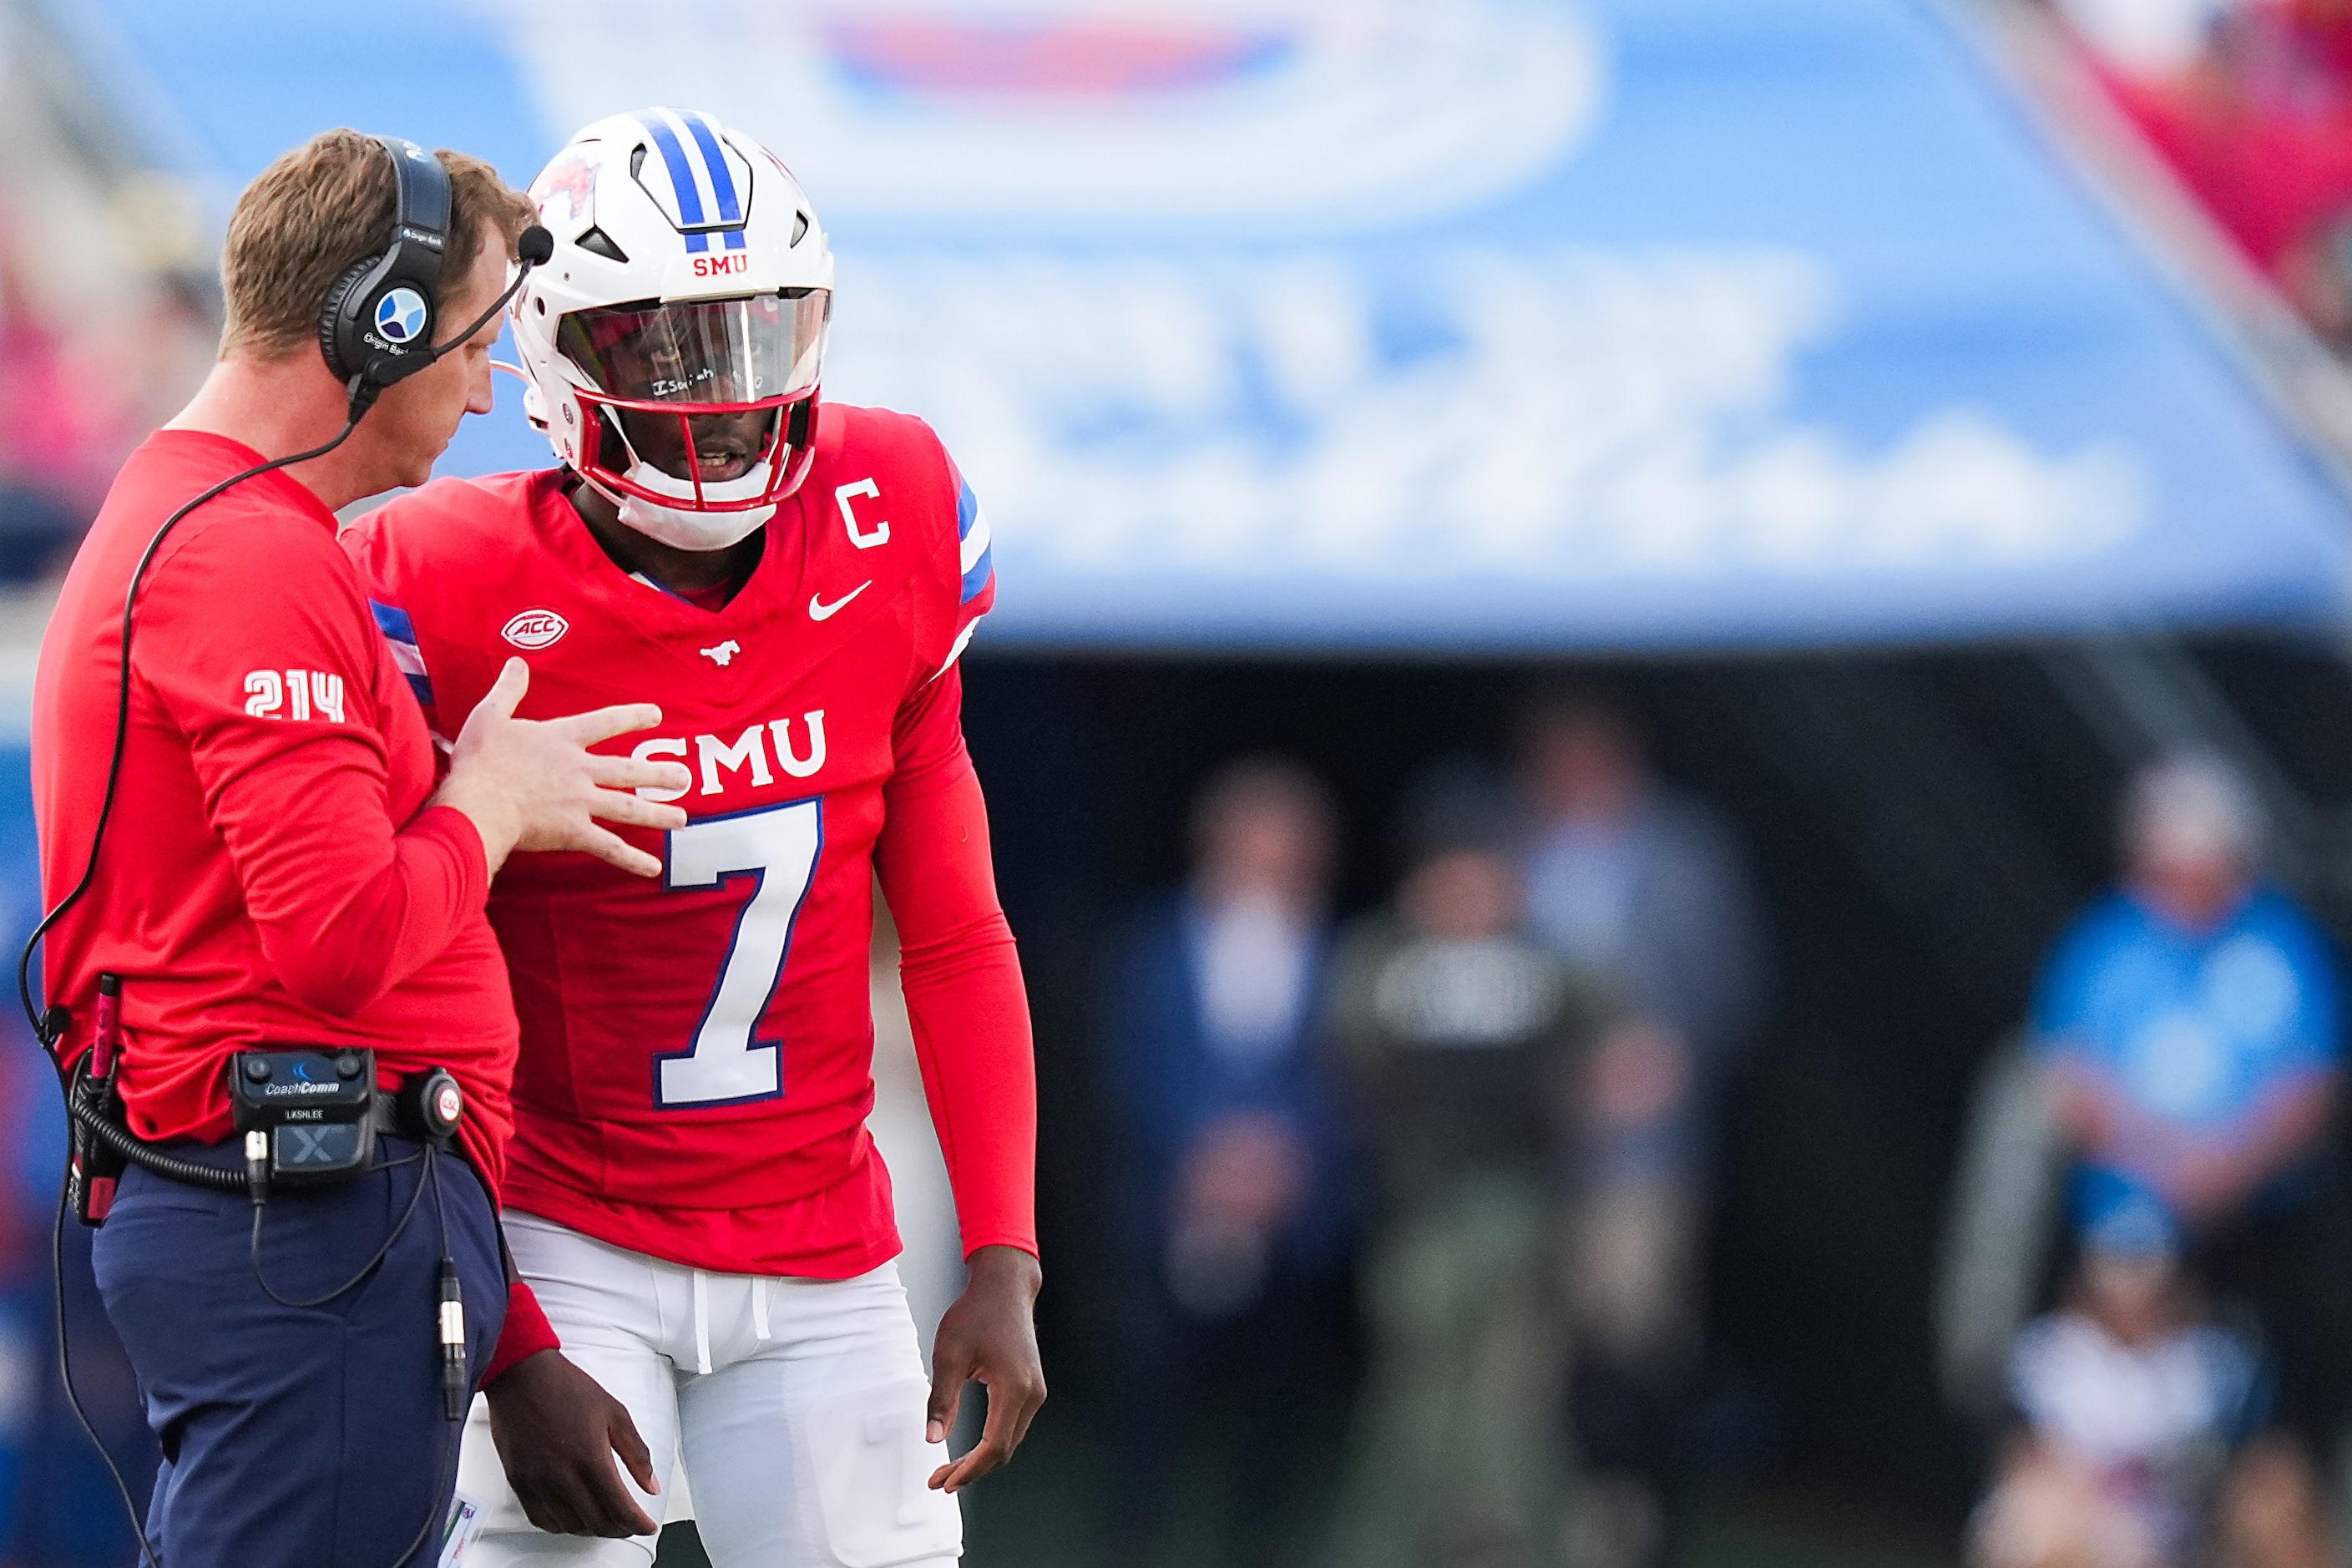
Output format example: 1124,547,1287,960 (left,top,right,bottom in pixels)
318,135,457,405
320,135,557,415
14,140,553,1568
